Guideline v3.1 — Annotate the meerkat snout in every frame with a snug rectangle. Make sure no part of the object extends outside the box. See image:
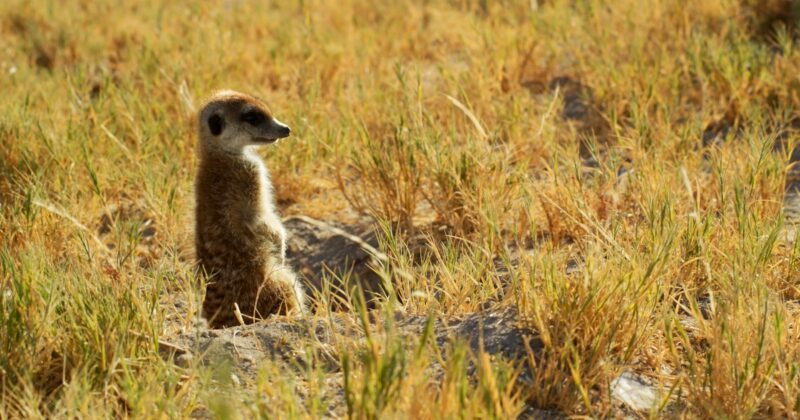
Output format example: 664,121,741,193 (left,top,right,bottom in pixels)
268,118,291,138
